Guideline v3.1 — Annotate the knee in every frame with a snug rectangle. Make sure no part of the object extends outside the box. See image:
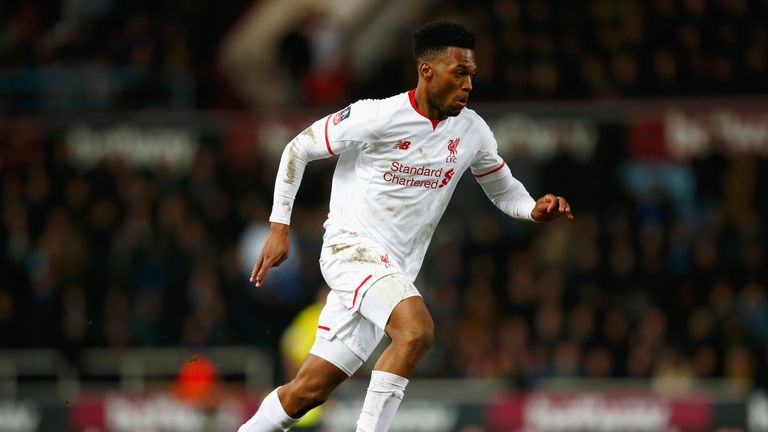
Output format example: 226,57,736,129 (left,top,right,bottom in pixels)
386,297,435,358
393,321,434,355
